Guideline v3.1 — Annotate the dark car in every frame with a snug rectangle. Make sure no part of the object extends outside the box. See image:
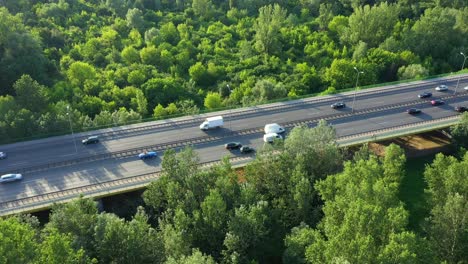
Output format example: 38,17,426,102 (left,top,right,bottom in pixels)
225,142,242,150
418,92,432,99
406,108,421,115
82,136,99,145
240,146,255,154
138,151,157,159
455,106,468,113
431,99,445,106
331,102,346,109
